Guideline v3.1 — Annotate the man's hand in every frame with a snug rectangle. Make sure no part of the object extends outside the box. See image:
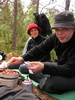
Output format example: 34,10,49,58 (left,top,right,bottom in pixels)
28,61,44,73
8,57,24,64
